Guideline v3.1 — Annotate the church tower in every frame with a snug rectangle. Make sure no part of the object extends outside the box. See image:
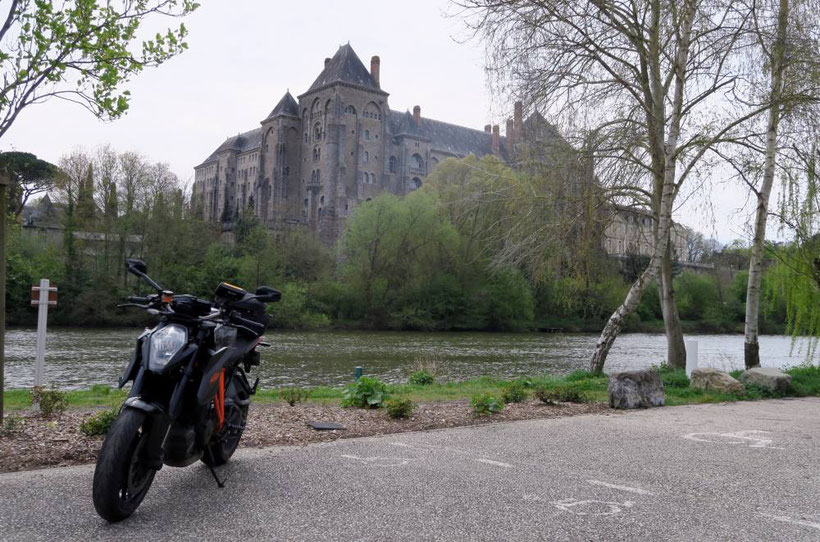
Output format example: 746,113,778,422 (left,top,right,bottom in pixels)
258,91,301,227
296,44,389,244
